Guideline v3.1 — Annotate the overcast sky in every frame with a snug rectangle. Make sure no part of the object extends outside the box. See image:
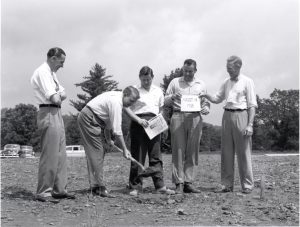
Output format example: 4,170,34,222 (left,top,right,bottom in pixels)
1,0,299,125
